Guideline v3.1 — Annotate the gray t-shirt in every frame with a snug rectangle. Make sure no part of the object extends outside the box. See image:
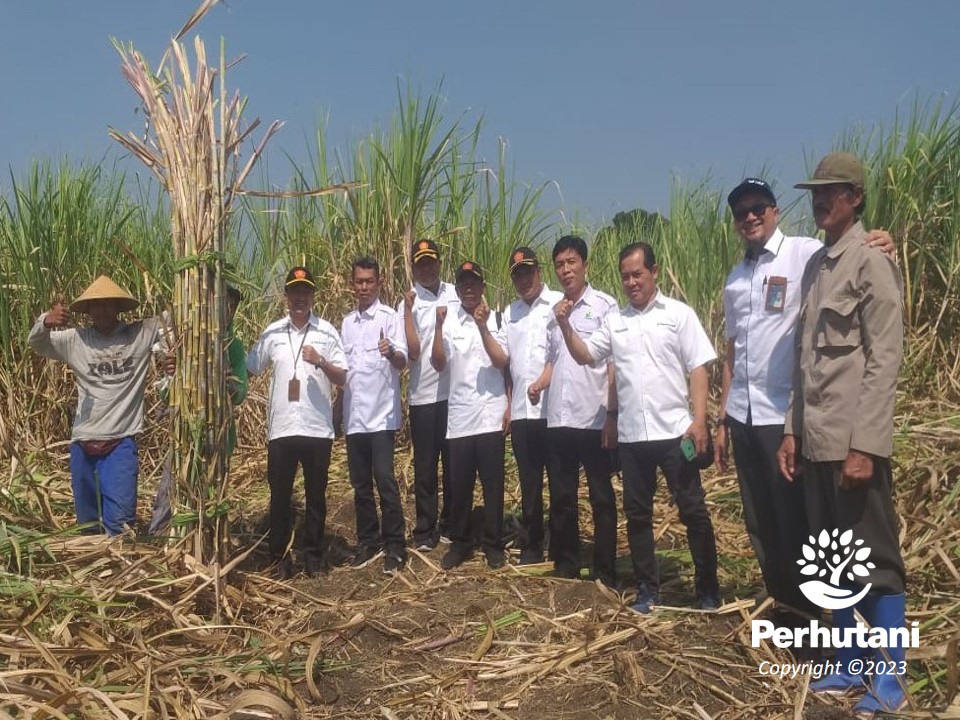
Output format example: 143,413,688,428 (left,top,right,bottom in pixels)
28,315,162,441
